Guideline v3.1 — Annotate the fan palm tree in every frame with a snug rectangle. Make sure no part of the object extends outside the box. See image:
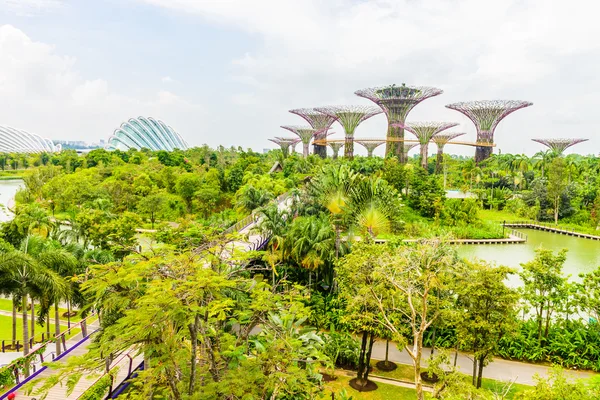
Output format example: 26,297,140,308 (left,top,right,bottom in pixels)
348,176,399,239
